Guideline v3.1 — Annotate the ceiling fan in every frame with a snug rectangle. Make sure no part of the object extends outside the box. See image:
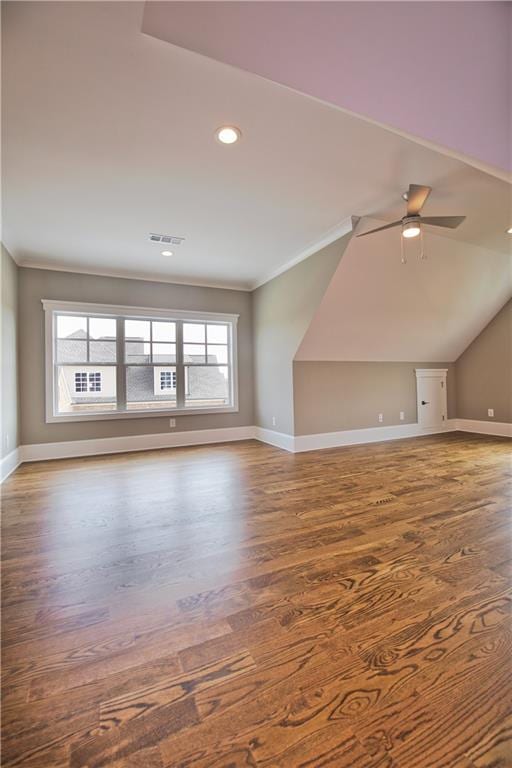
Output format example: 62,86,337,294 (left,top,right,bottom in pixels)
357,184,466,242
